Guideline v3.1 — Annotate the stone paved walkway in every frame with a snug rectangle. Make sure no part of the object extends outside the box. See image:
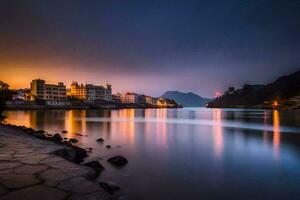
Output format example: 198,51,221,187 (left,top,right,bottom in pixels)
0,125,113,200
